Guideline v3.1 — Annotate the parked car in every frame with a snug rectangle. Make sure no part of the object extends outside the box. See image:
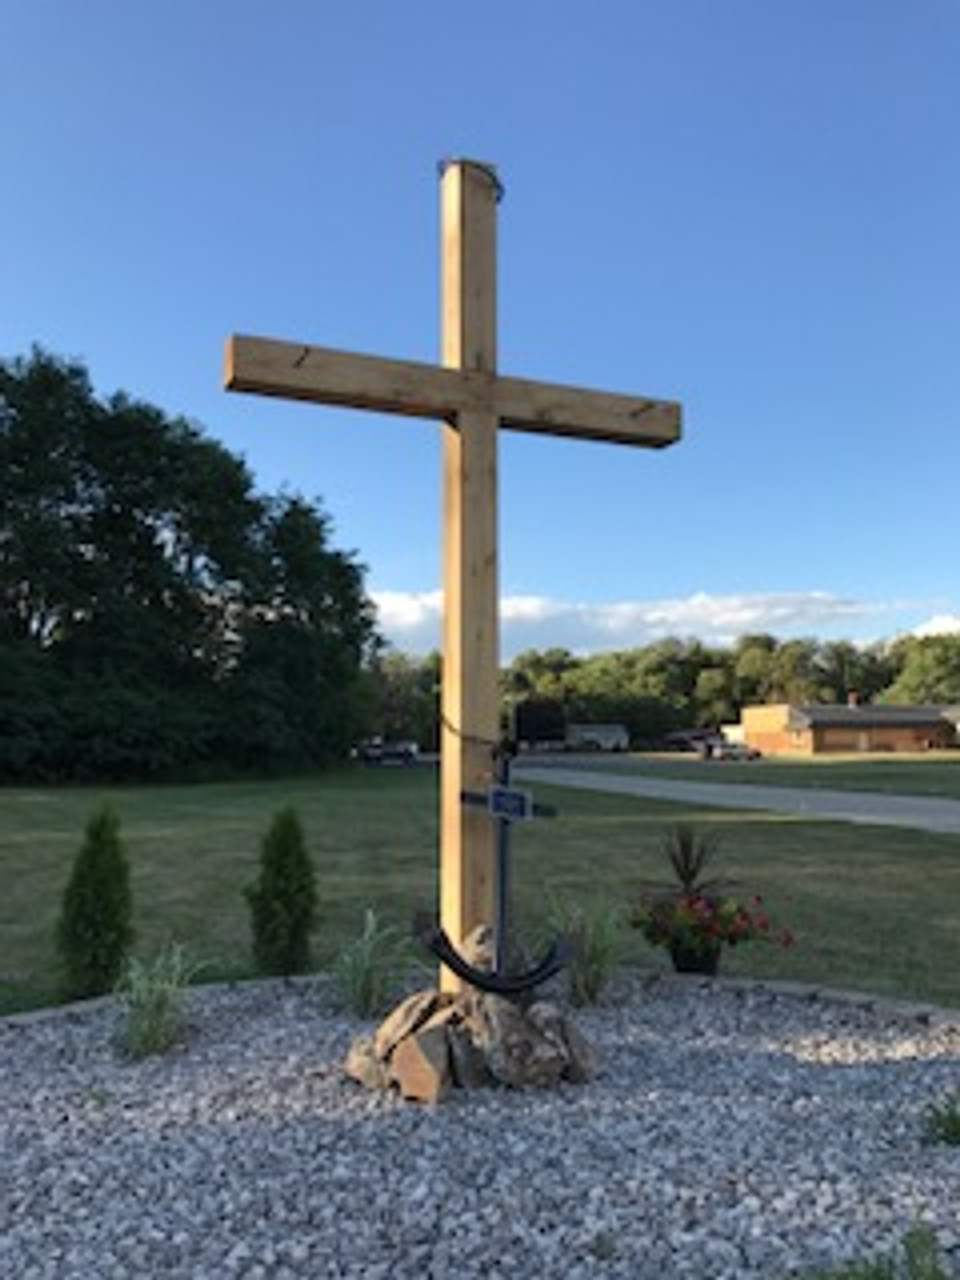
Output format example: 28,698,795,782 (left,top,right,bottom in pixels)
353,737,420,765
708,741,762,761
